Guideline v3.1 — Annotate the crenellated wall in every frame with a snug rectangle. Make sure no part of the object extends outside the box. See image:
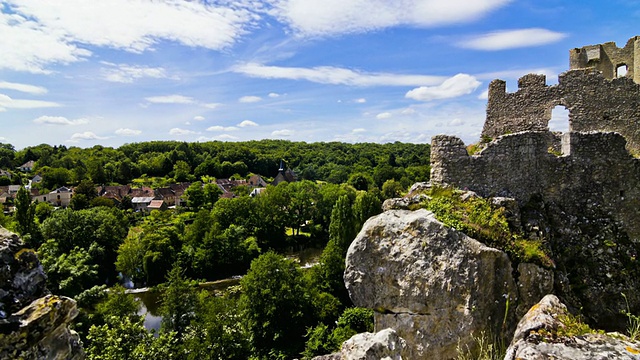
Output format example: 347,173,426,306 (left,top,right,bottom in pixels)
482,70,640,152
